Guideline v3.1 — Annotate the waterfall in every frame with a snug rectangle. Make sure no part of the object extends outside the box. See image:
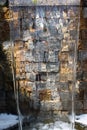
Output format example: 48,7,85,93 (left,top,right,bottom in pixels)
71,4,80,130
9,1,80,130
9,6,23,130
